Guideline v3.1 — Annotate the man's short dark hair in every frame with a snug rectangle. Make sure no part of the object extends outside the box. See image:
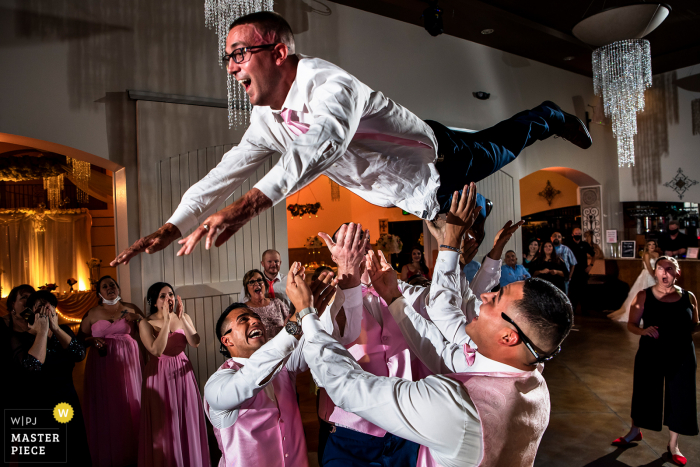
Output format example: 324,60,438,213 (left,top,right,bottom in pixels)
261,249,280,260
505,250,516,256
229,11,295,54
6,285,35,312
514,278,573,352
216,302,250,358
26,290,59,310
